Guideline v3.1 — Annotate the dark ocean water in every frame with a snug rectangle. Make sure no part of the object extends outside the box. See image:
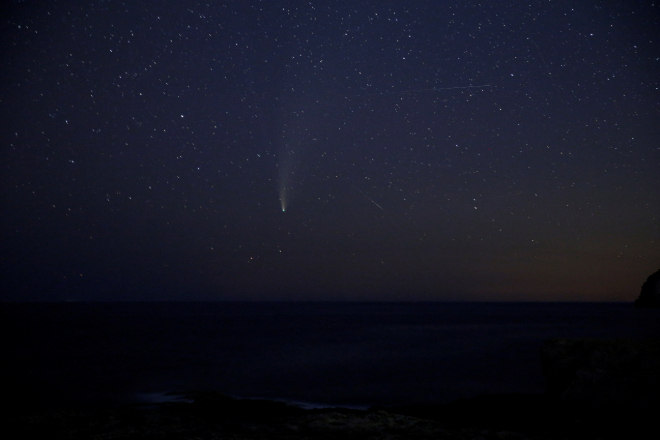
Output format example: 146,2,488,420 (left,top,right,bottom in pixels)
3,302,659,409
